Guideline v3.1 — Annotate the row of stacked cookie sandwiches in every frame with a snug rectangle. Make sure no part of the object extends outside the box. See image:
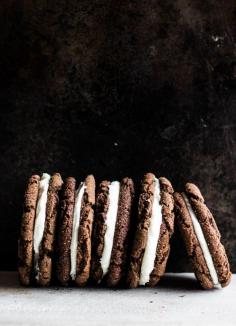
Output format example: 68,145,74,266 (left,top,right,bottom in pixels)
18,173,231,289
